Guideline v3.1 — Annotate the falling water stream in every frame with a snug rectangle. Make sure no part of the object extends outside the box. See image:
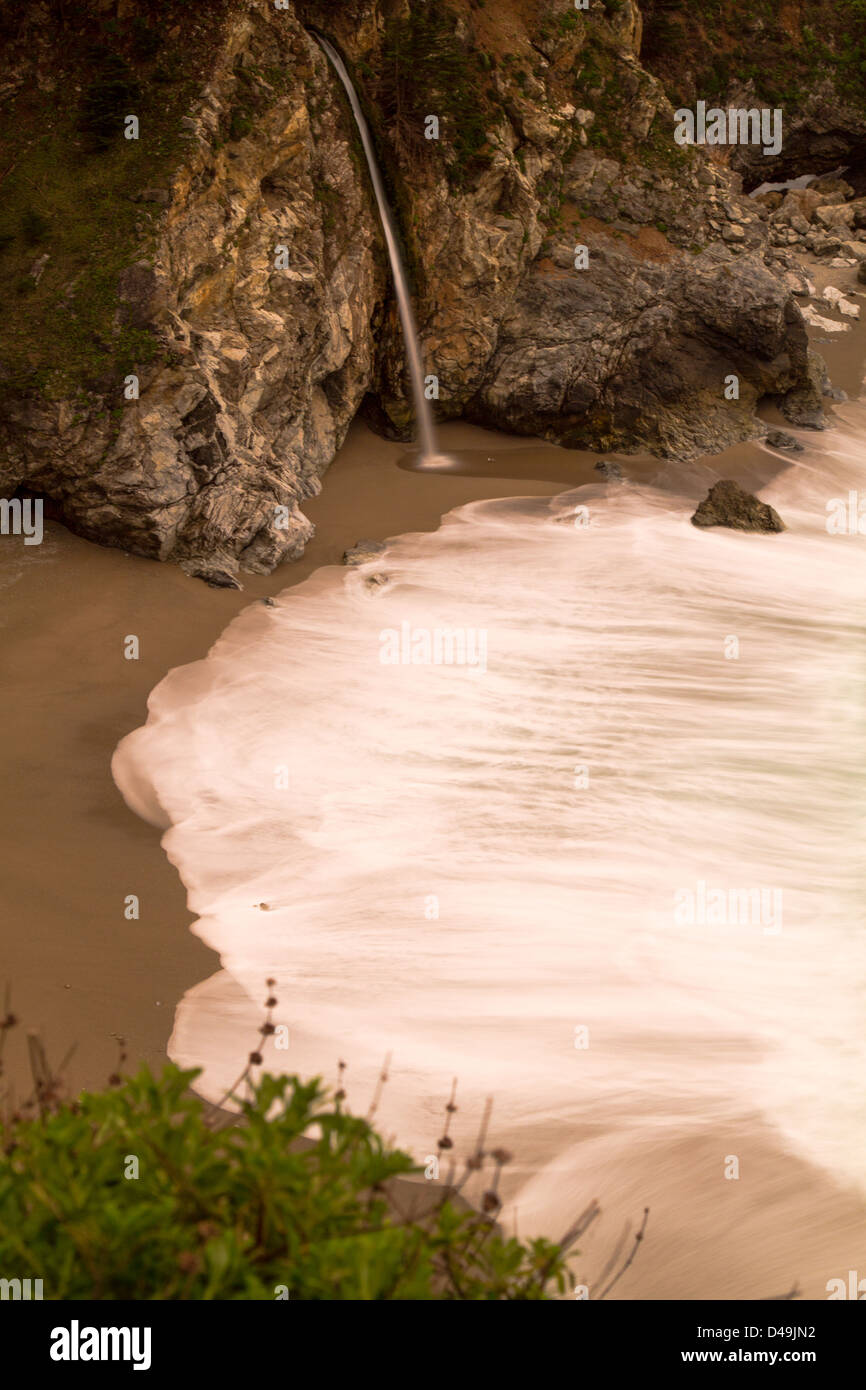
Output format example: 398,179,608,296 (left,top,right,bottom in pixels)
313,32,444,466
